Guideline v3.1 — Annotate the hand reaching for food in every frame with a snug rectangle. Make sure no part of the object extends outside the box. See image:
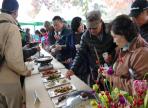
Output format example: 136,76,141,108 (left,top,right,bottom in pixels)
65,70,74,80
